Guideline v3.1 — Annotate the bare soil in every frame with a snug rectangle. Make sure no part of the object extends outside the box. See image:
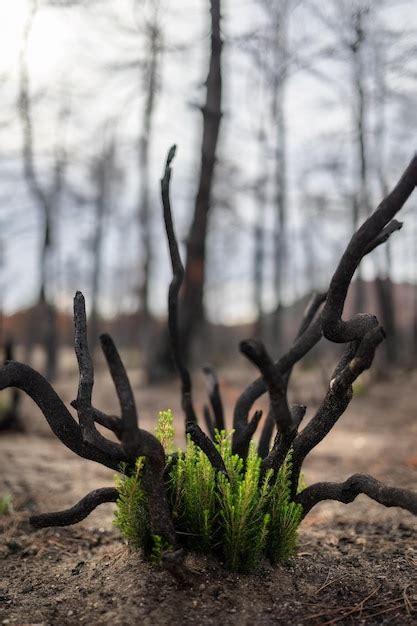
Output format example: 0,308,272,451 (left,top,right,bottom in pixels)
1,362,416,625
